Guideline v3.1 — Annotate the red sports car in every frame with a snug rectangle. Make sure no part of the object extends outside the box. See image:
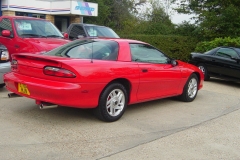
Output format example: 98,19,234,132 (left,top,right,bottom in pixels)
4,38,204,122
